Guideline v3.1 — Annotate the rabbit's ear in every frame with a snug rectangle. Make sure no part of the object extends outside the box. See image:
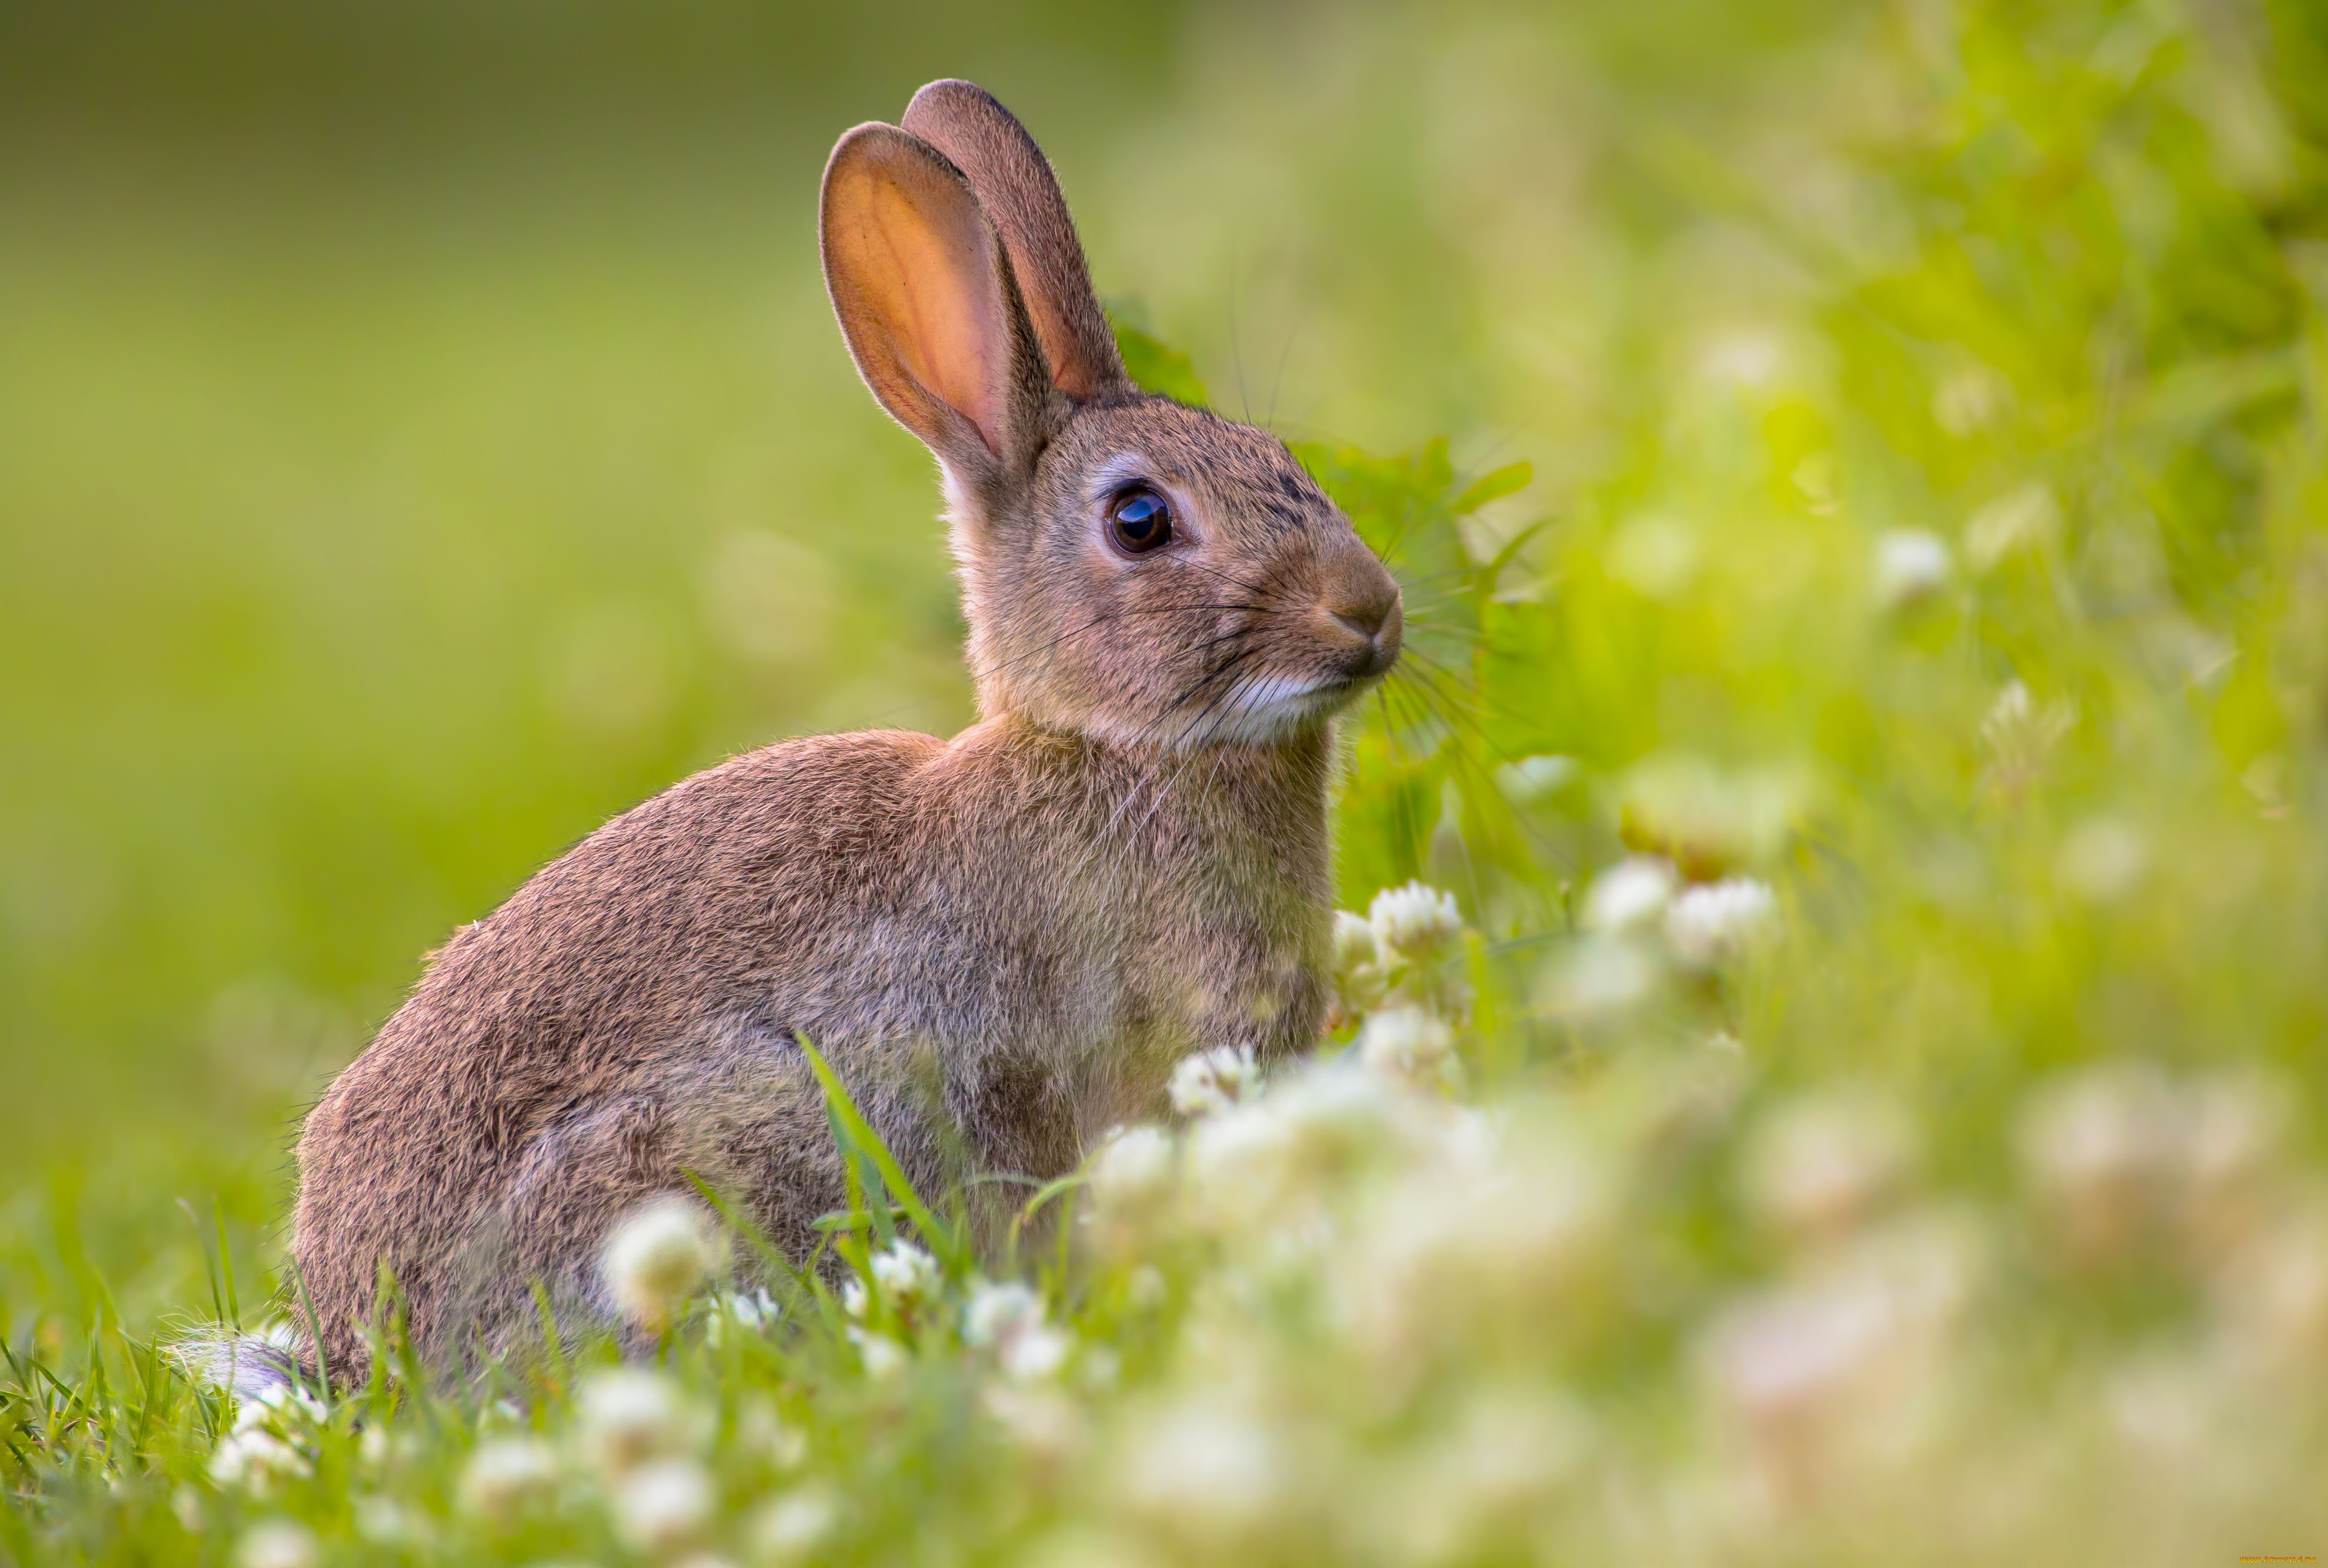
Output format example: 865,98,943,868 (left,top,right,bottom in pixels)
821,123,1053,477
902,80,1130,402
